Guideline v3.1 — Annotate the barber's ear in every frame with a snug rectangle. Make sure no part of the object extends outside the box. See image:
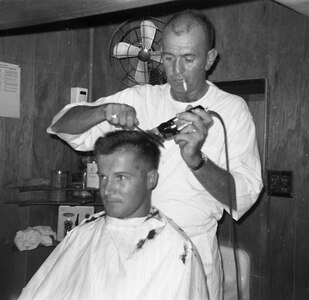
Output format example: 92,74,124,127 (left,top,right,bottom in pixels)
147,170,159,189
206,48,218,71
